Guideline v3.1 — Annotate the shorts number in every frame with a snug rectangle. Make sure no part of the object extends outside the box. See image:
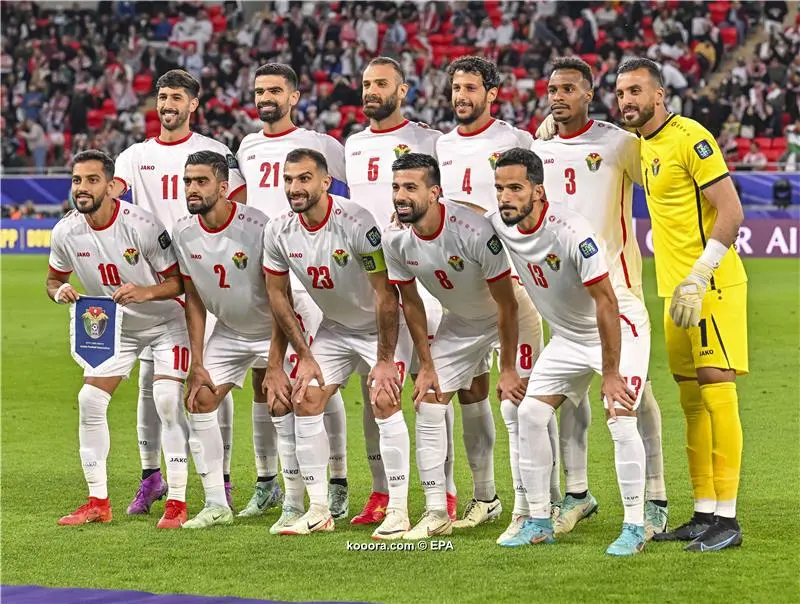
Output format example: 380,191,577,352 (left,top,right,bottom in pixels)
260,161,280,188
308,265,334,289
564,168,576,195
161,174,179,200
172,346,189,372
395,361,406,384
461,168,472,195
628,375,642,399
698,318,708,348
214,264,230,288
519,343,533,370
434,269,454,289
527,263,549,288
367,157,380,182
98,263,121,286
295,312,306,333
289,352,300,379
